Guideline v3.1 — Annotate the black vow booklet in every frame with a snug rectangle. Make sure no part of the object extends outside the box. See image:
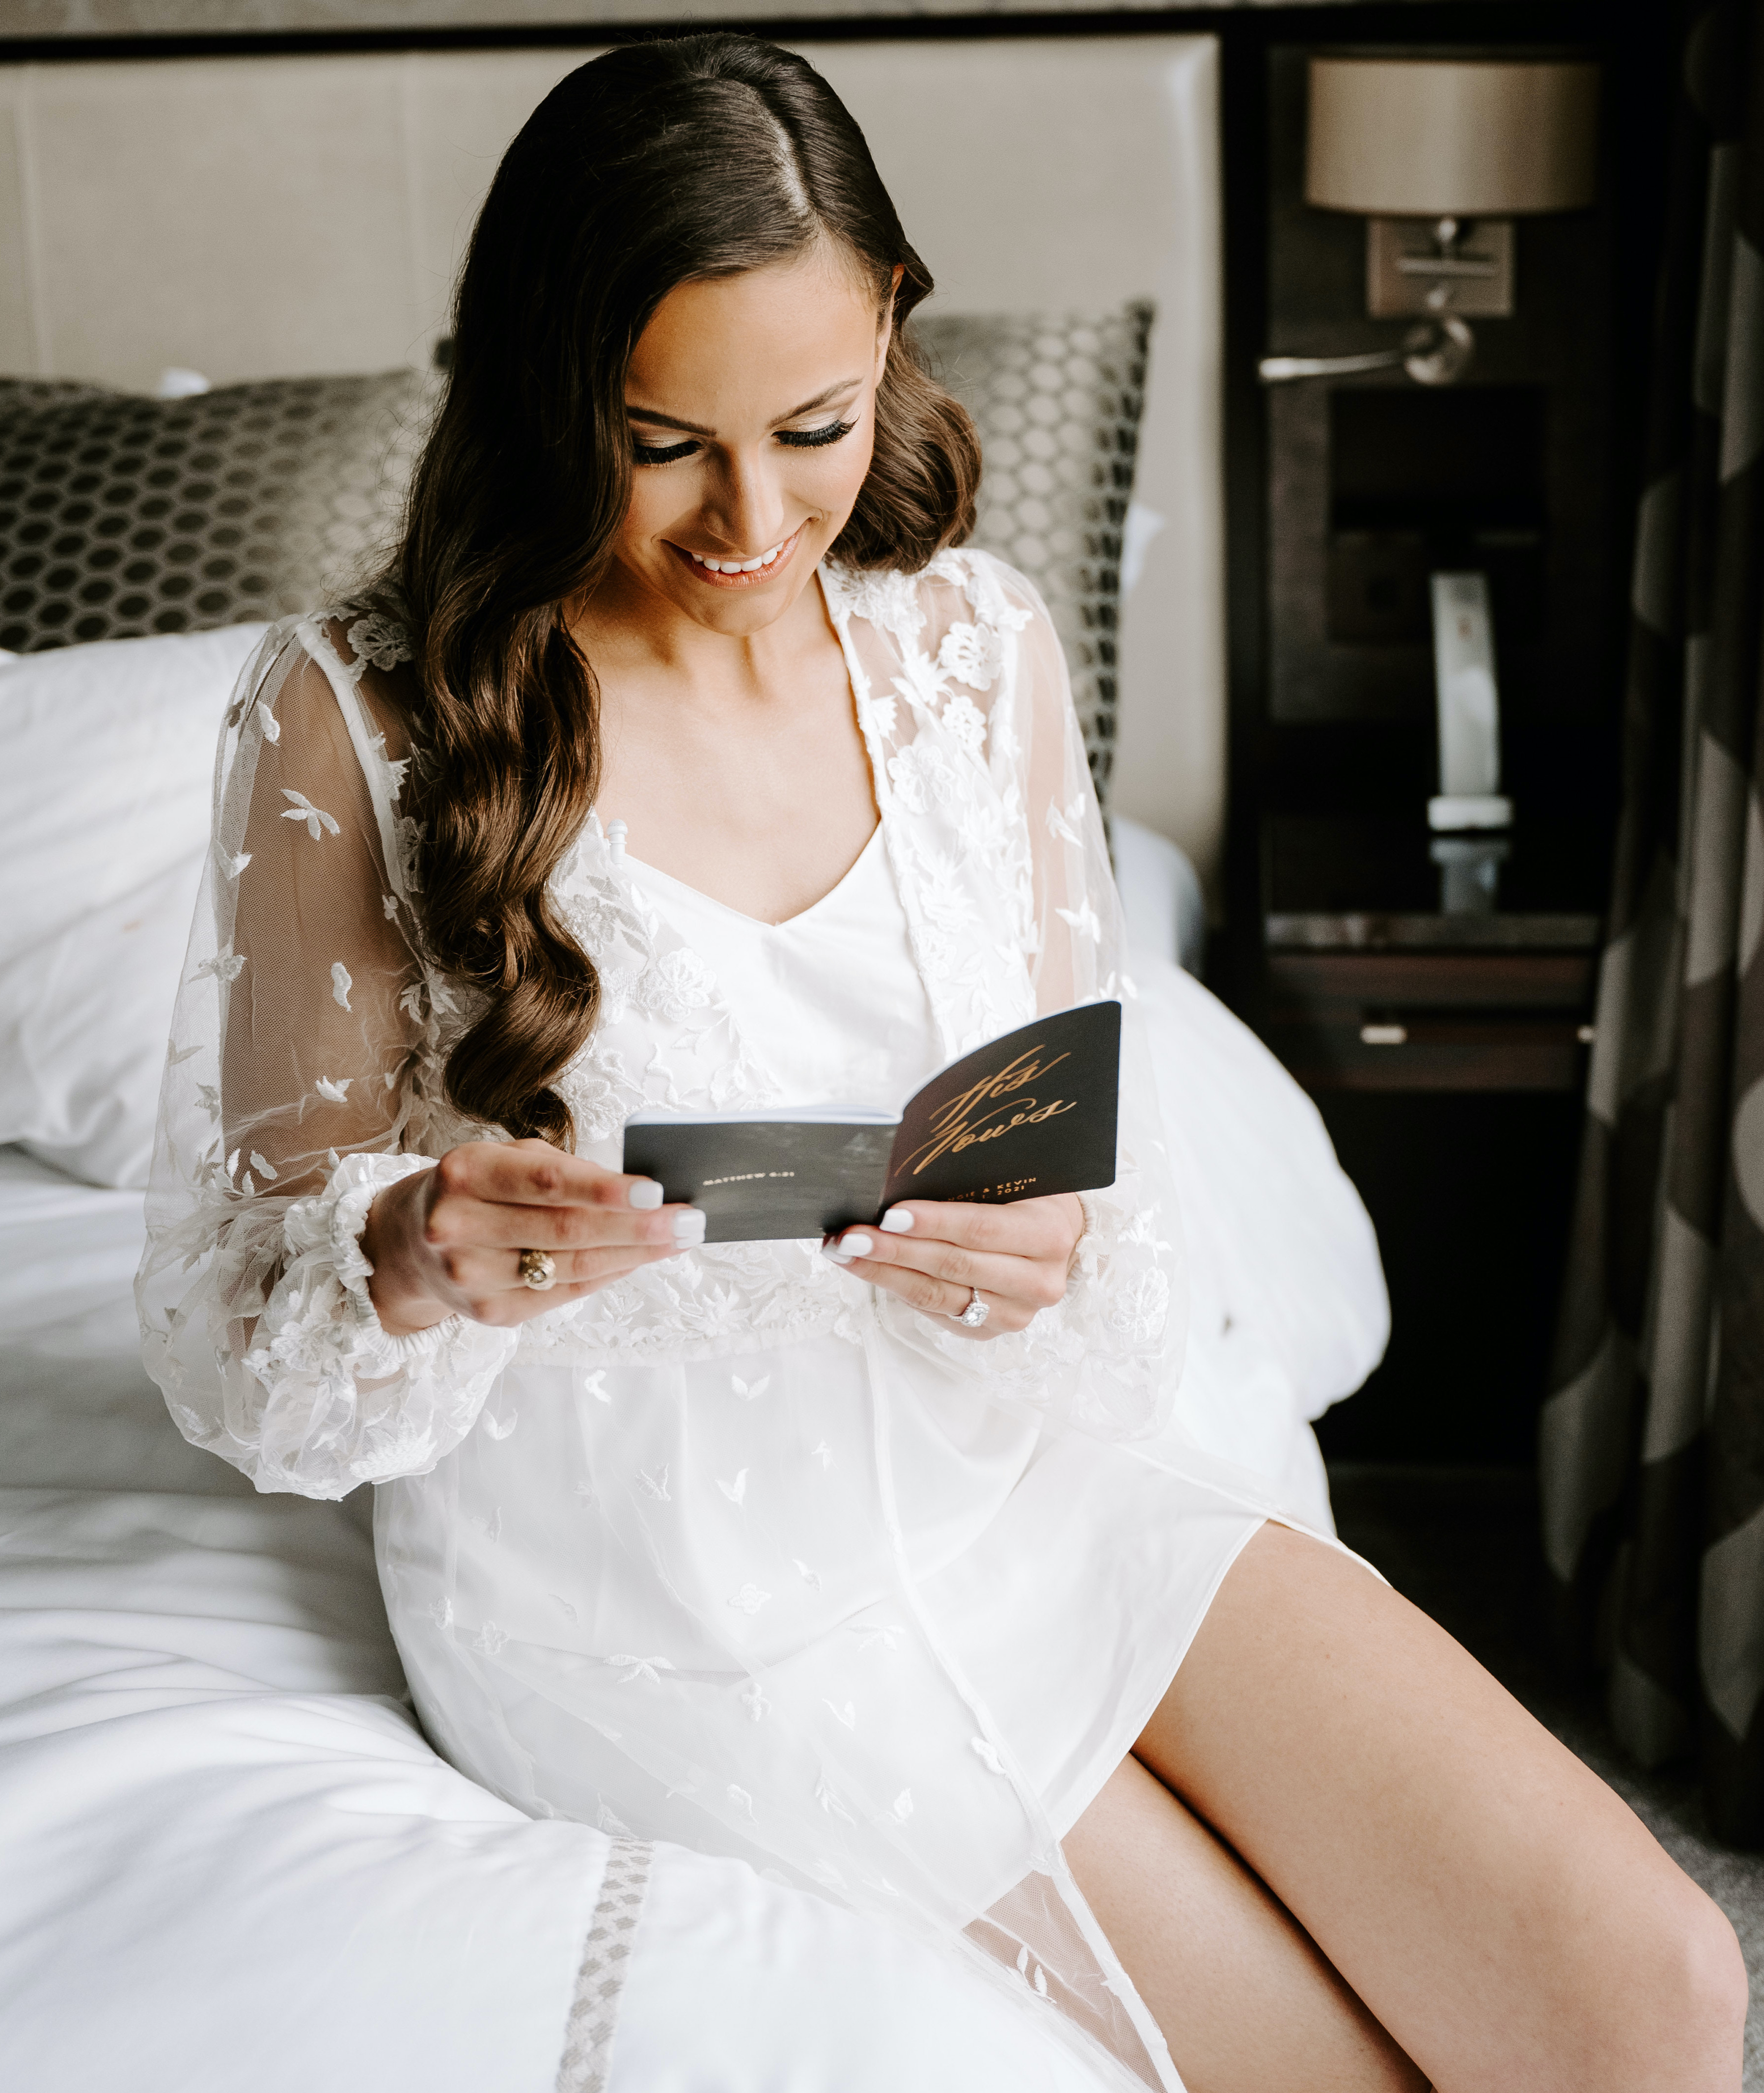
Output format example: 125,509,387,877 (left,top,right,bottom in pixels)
622,1001,1121,1245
